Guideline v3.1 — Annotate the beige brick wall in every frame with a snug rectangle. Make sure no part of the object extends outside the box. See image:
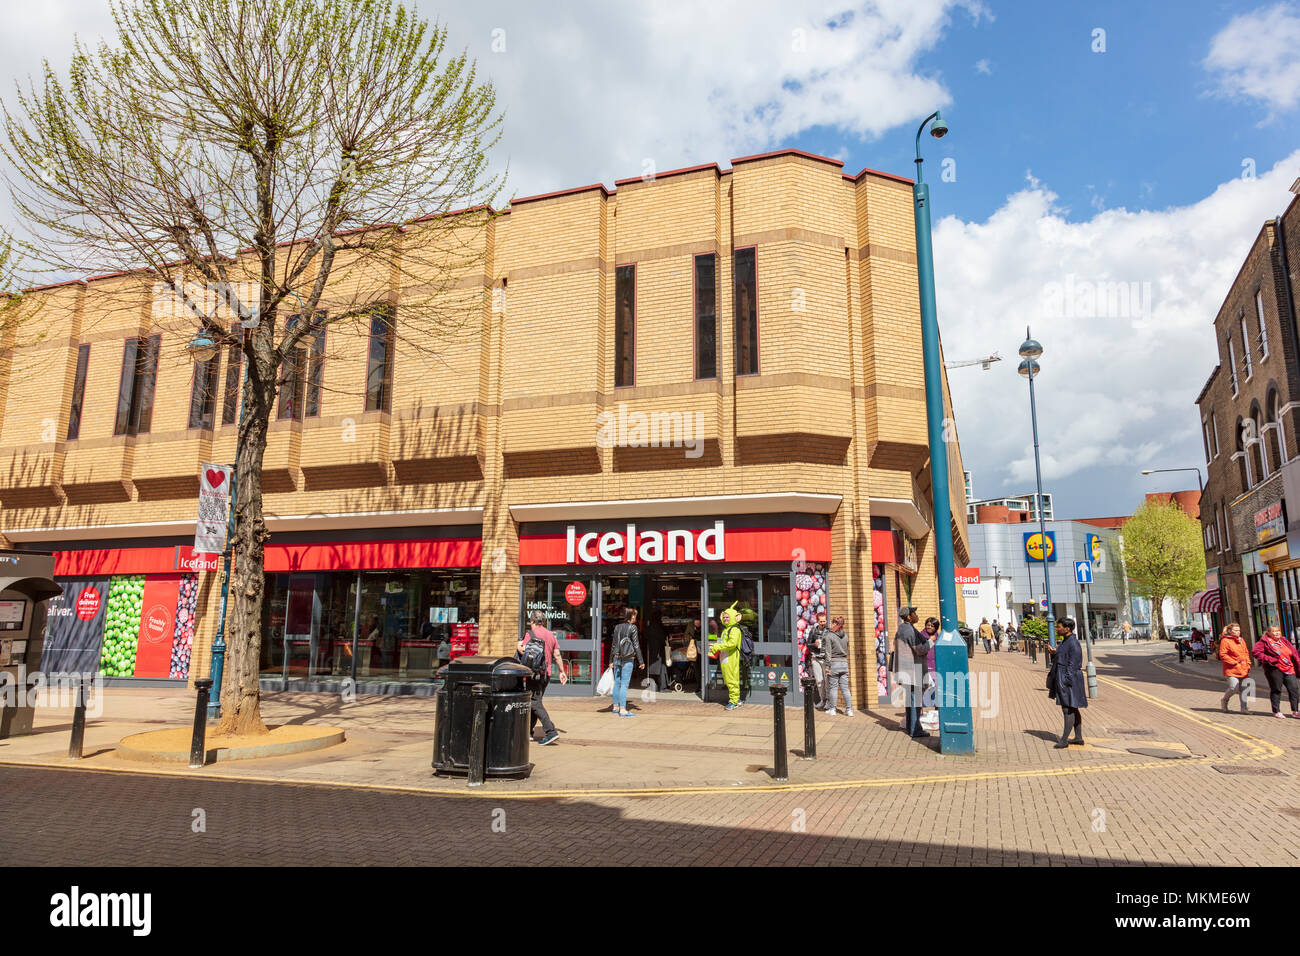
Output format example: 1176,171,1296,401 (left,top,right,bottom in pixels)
0,153,973,705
